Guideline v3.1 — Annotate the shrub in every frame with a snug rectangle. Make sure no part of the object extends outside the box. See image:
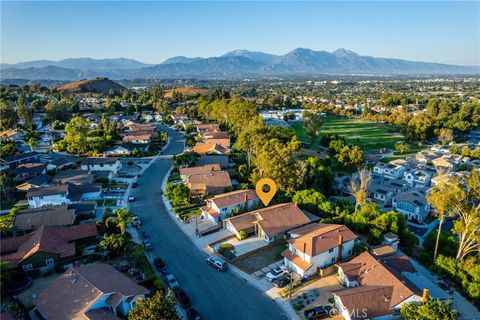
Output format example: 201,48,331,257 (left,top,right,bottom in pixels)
218,243,234,254
238,230,248,240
